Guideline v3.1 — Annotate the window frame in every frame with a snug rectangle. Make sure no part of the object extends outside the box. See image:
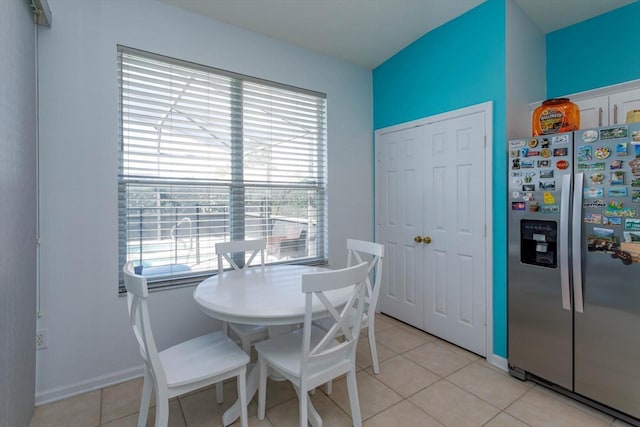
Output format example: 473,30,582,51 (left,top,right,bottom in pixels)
117,46,328,292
